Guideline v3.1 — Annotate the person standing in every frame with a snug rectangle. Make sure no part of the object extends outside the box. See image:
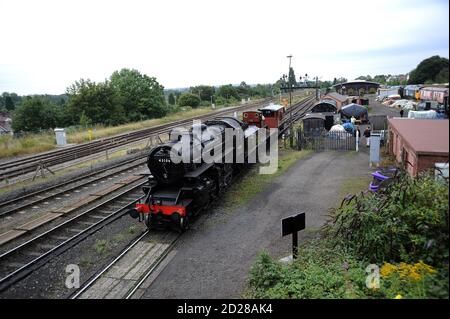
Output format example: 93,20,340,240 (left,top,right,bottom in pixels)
400,109,404,118
351,116,356,125
364,126,371,147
